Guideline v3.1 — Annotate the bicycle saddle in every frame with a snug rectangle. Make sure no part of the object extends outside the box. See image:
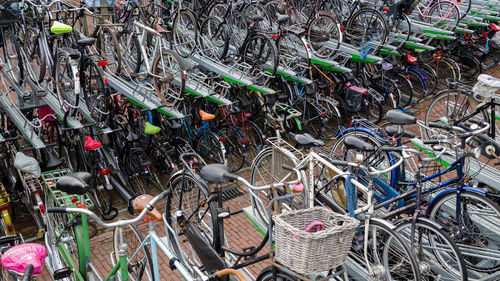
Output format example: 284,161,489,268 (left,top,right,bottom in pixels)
477,74,500,88
170,119,183,129
277,14,290,25
50,21,72,35
344,136,375,151
200,164,232,184
385,125,415,138
132,194,162,221
84,136,102,150
199,110,215,121
77,37,96,47
44,150,64,170
290,133,324,148
155,23,168,34
126,130,140,142
385,110,416,125
251,15,264,23
144,122,161,135
491,23,500,32
56,172,92,195
0,243,46,275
